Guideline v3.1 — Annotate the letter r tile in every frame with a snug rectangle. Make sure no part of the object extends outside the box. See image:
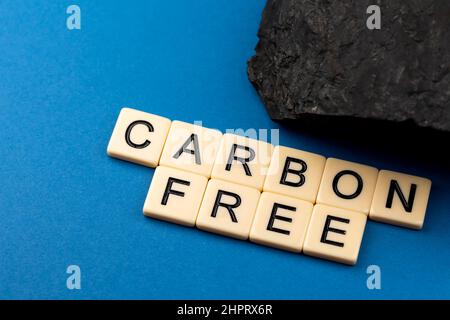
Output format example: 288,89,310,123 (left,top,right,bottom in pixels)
211,133,273,190
196,179,261,240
